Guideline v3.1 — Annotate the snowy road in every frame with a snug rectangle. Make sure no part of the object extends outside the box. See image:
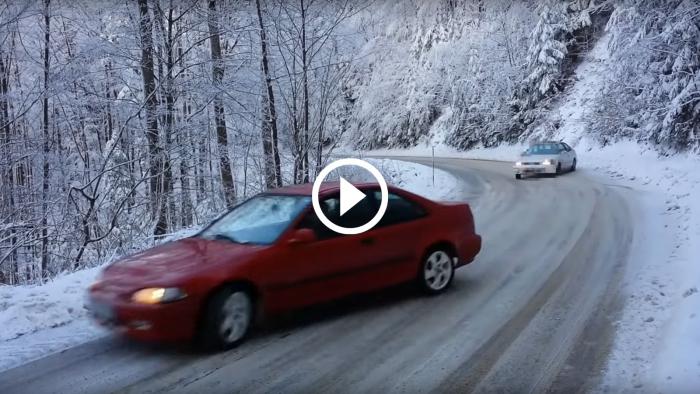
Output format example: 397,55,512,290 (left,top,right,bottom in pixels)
0,158,633,393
